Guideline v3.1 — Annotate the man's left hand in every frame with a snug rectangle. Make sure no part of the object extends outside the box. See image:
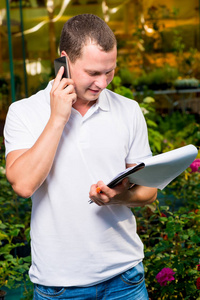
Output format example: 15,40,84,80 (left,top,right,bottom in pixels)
89,179,157,207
